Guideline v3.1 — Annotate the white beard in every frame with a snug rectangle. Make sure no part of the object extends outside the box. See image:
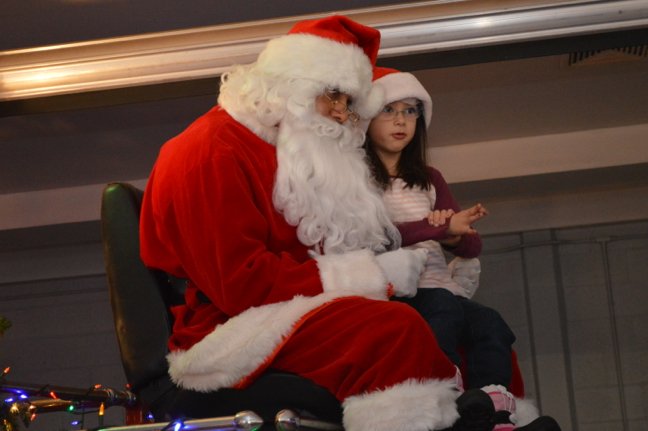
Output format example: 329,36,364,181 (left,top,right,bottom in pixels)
273,109,401,255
